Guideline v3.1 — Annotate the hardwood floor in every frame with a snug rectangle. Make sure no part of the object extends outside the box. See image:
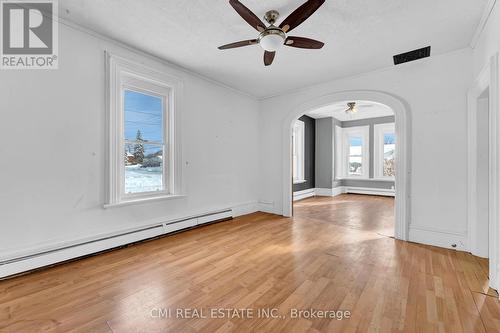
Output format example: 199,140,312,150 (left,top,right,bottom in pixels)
294,194,395,237
1,194,500,332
